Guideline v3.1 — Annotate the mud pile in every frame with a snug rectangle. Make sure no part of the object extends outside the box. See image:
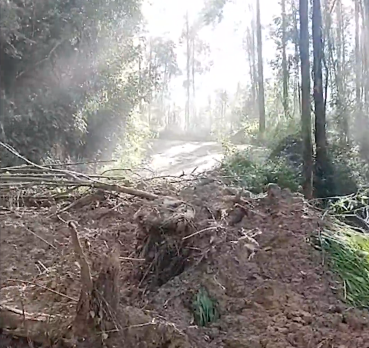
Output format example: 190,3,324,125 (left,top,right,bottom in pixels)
1,179,369,348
